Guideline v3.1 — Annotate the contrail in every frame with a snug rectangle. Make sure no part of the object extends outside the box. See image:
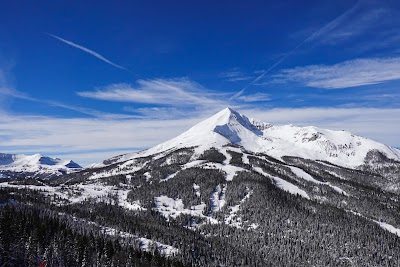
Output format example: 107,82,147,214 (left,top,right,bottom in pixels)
46,33,129,71
230,0,360,100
